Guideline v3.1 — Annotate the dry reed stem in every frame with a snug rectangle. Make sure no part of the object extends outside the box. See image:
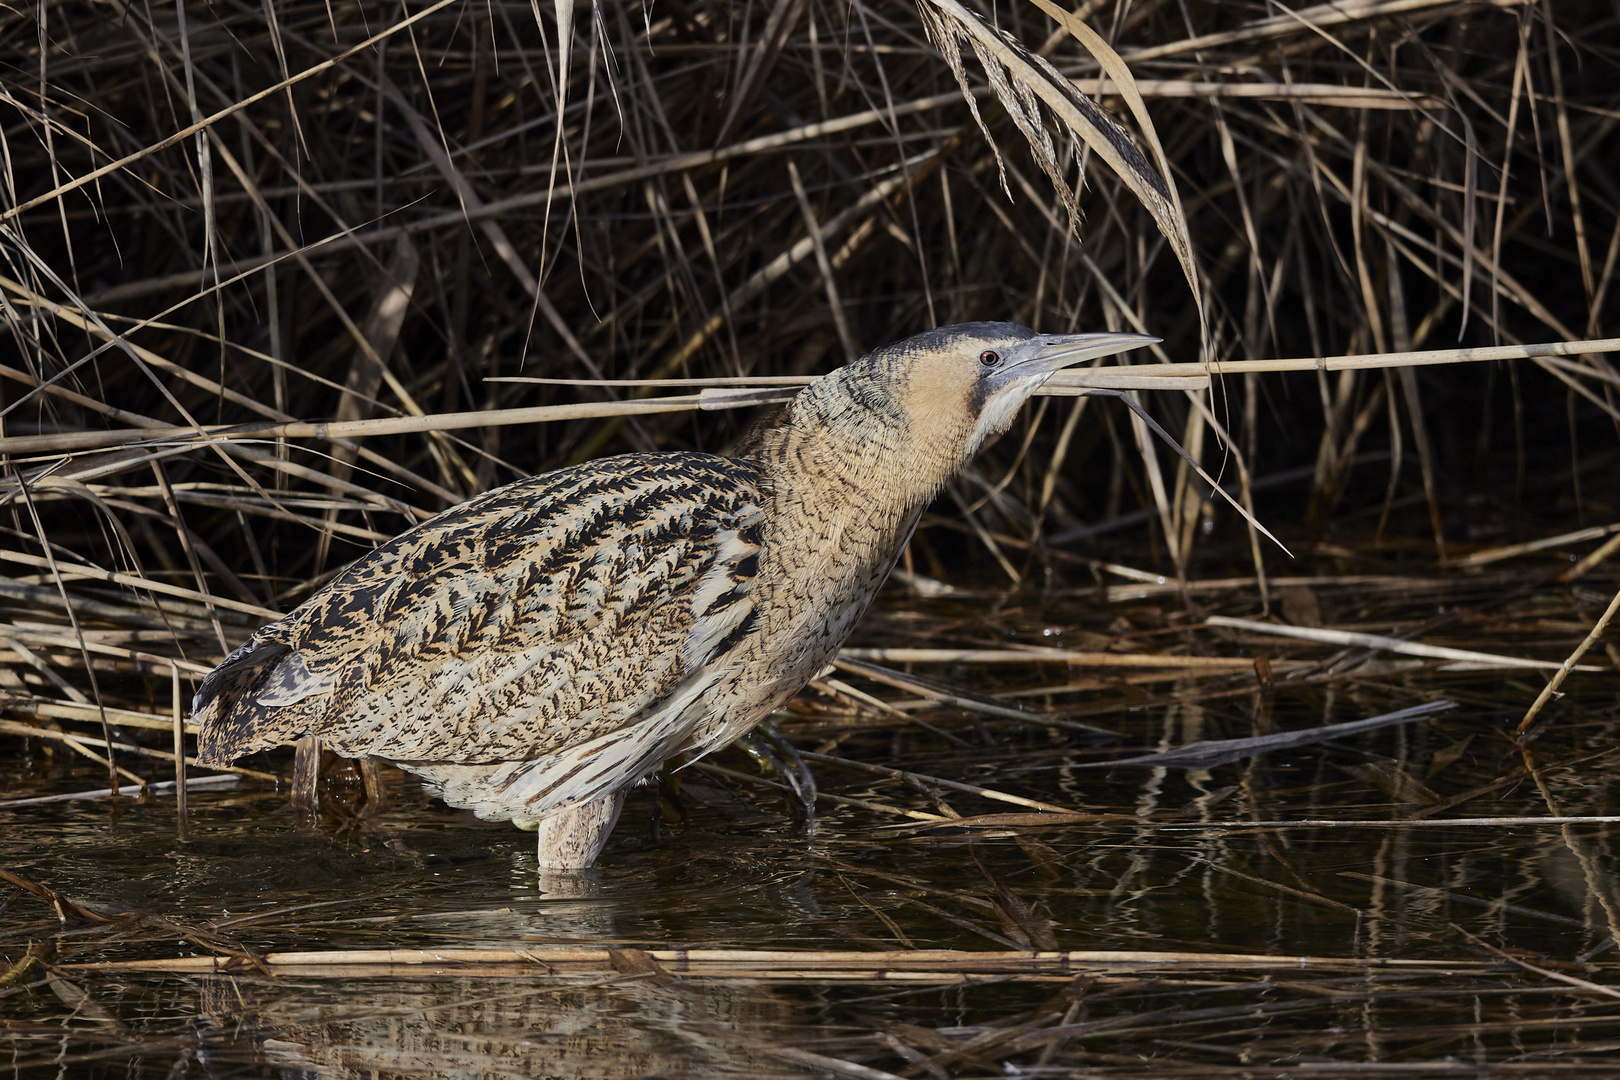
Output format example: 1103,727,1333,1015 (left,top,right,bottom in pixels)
59,945,1489,977
838,647,1270,668
0,773,240,808
1462,930,1620,1003
0,0,466,225
0,719,277,781
1207,615,1604,671
1459,522,1620,567
1516,584,1620,733
1163,815,1620,829
694,761,947,823
1562,531,1620,583
9,331,1598,485
799,750,1079,815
